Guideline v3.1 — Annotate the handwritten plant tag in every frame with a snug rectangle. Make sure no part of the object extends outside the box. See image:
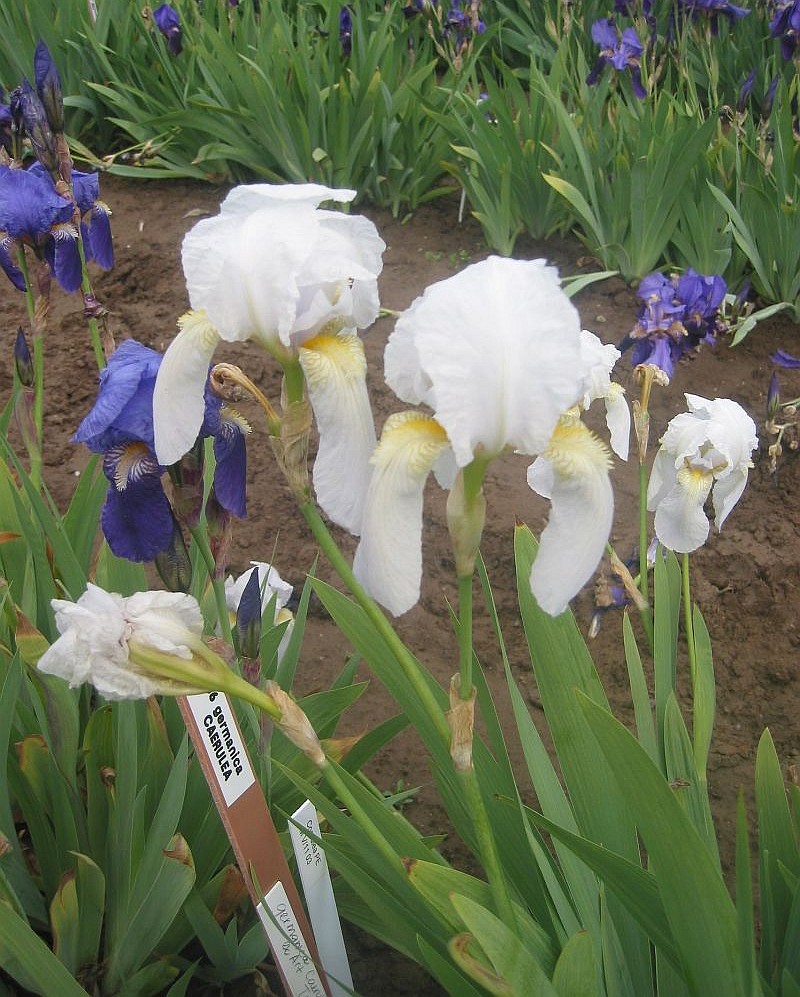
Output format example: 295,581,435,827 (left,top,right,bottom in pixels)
289,801,353,997
257,881,328,997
